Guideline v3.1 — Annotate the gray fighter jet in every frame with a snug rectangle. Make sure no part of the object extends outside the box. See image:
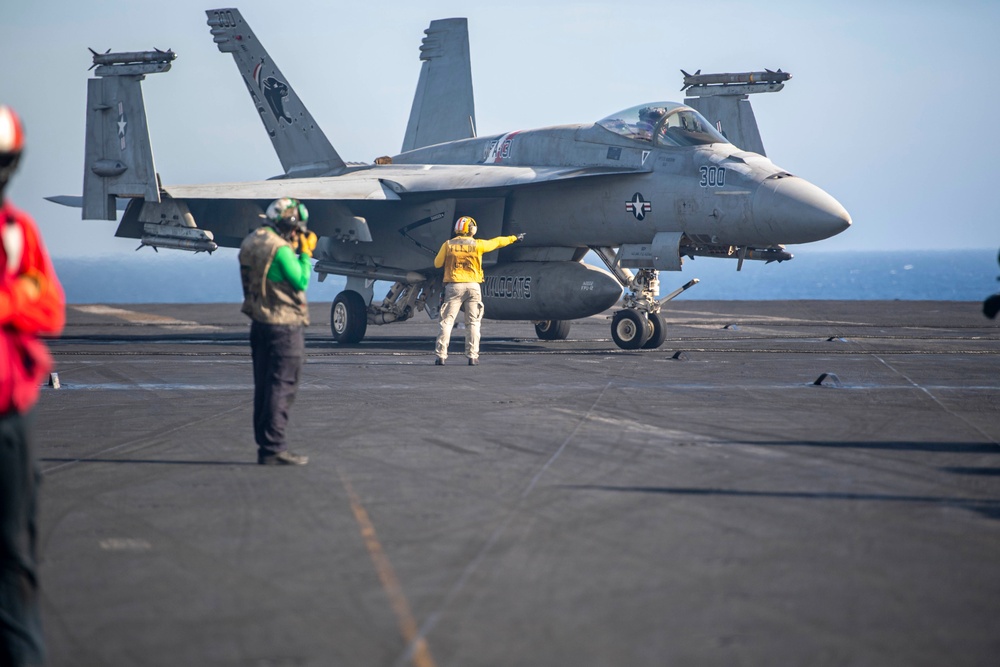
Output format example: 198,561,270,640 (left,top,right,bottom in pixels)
55,8,851,349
